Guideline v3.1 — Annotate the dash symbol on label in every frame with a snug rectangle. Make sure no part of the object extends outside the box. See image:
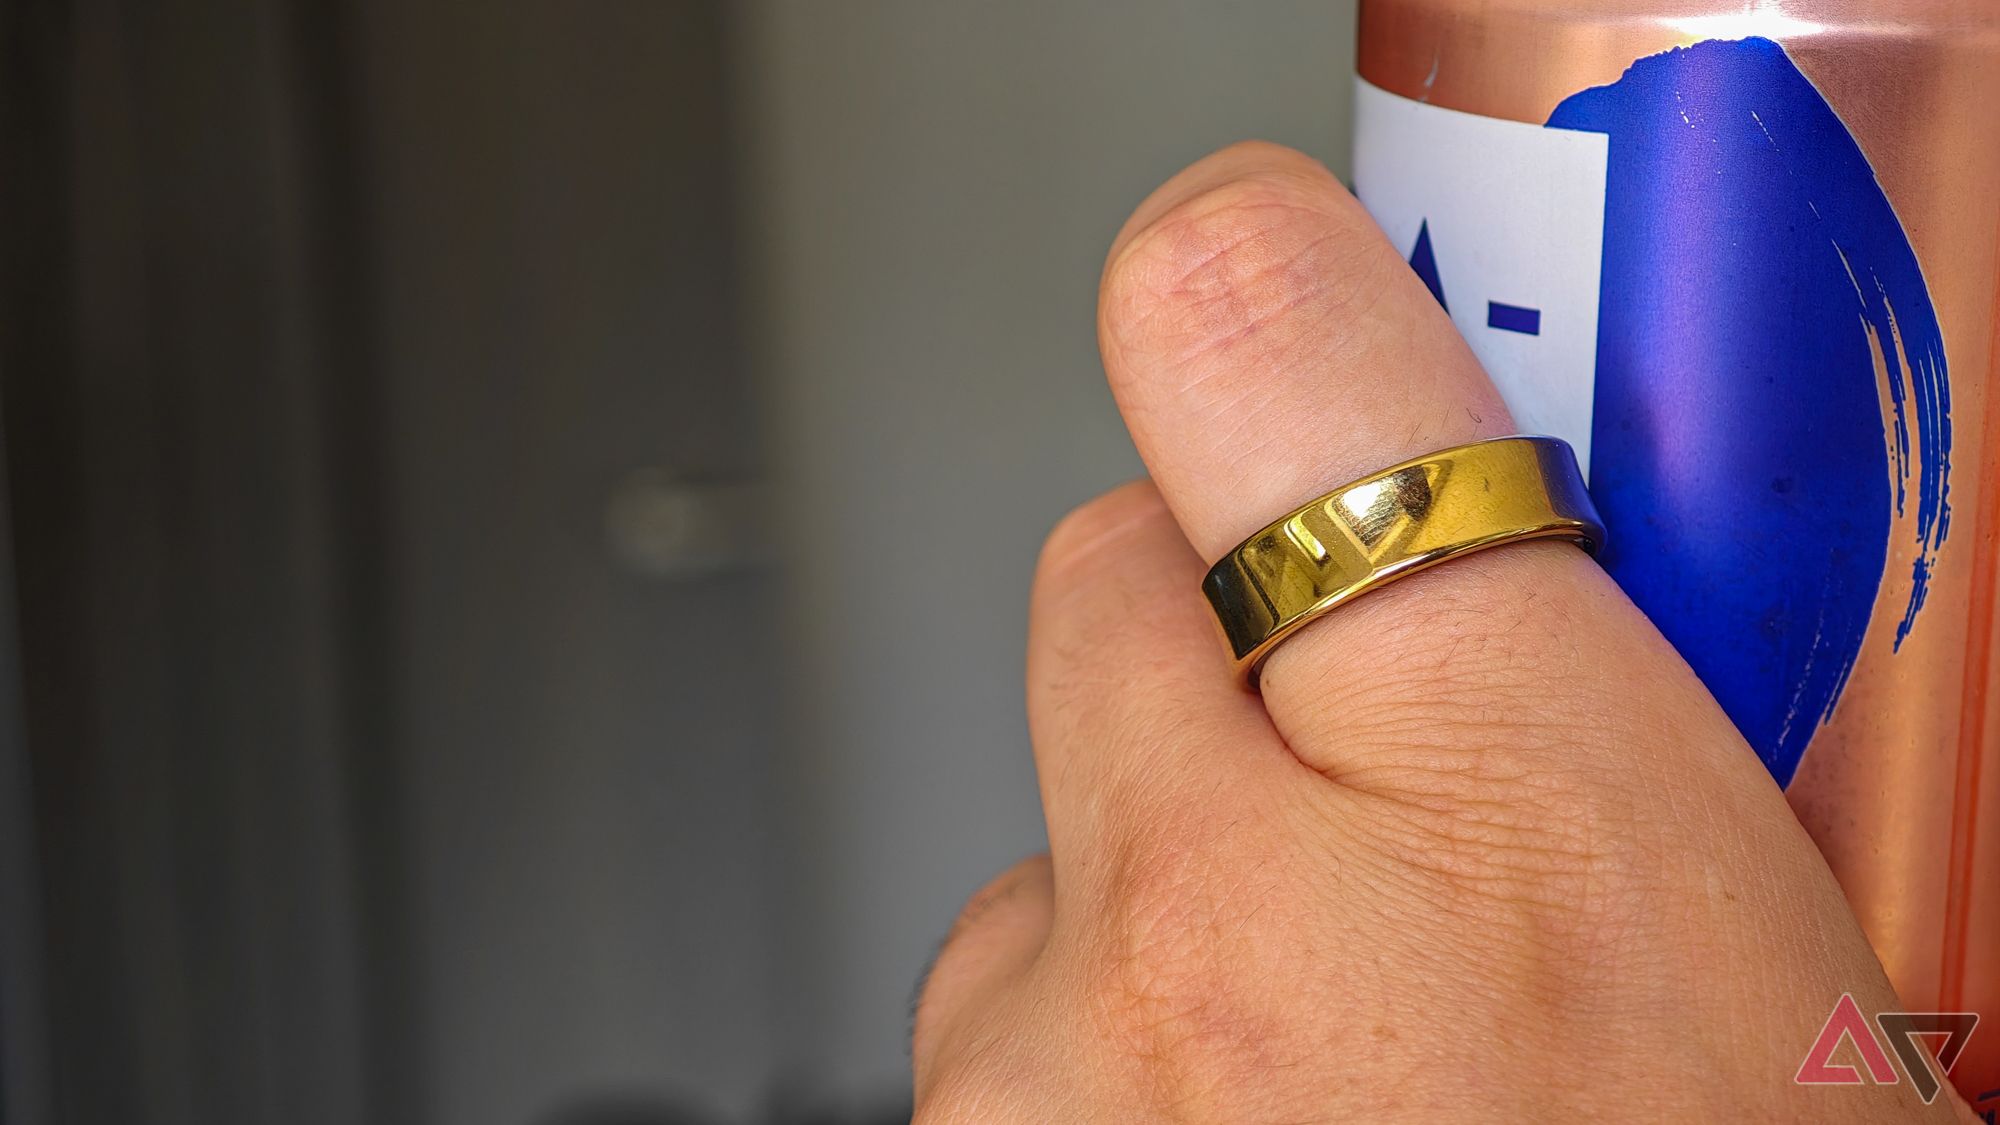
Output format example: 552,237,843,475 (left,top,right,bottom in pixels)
1487,301,1542,335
